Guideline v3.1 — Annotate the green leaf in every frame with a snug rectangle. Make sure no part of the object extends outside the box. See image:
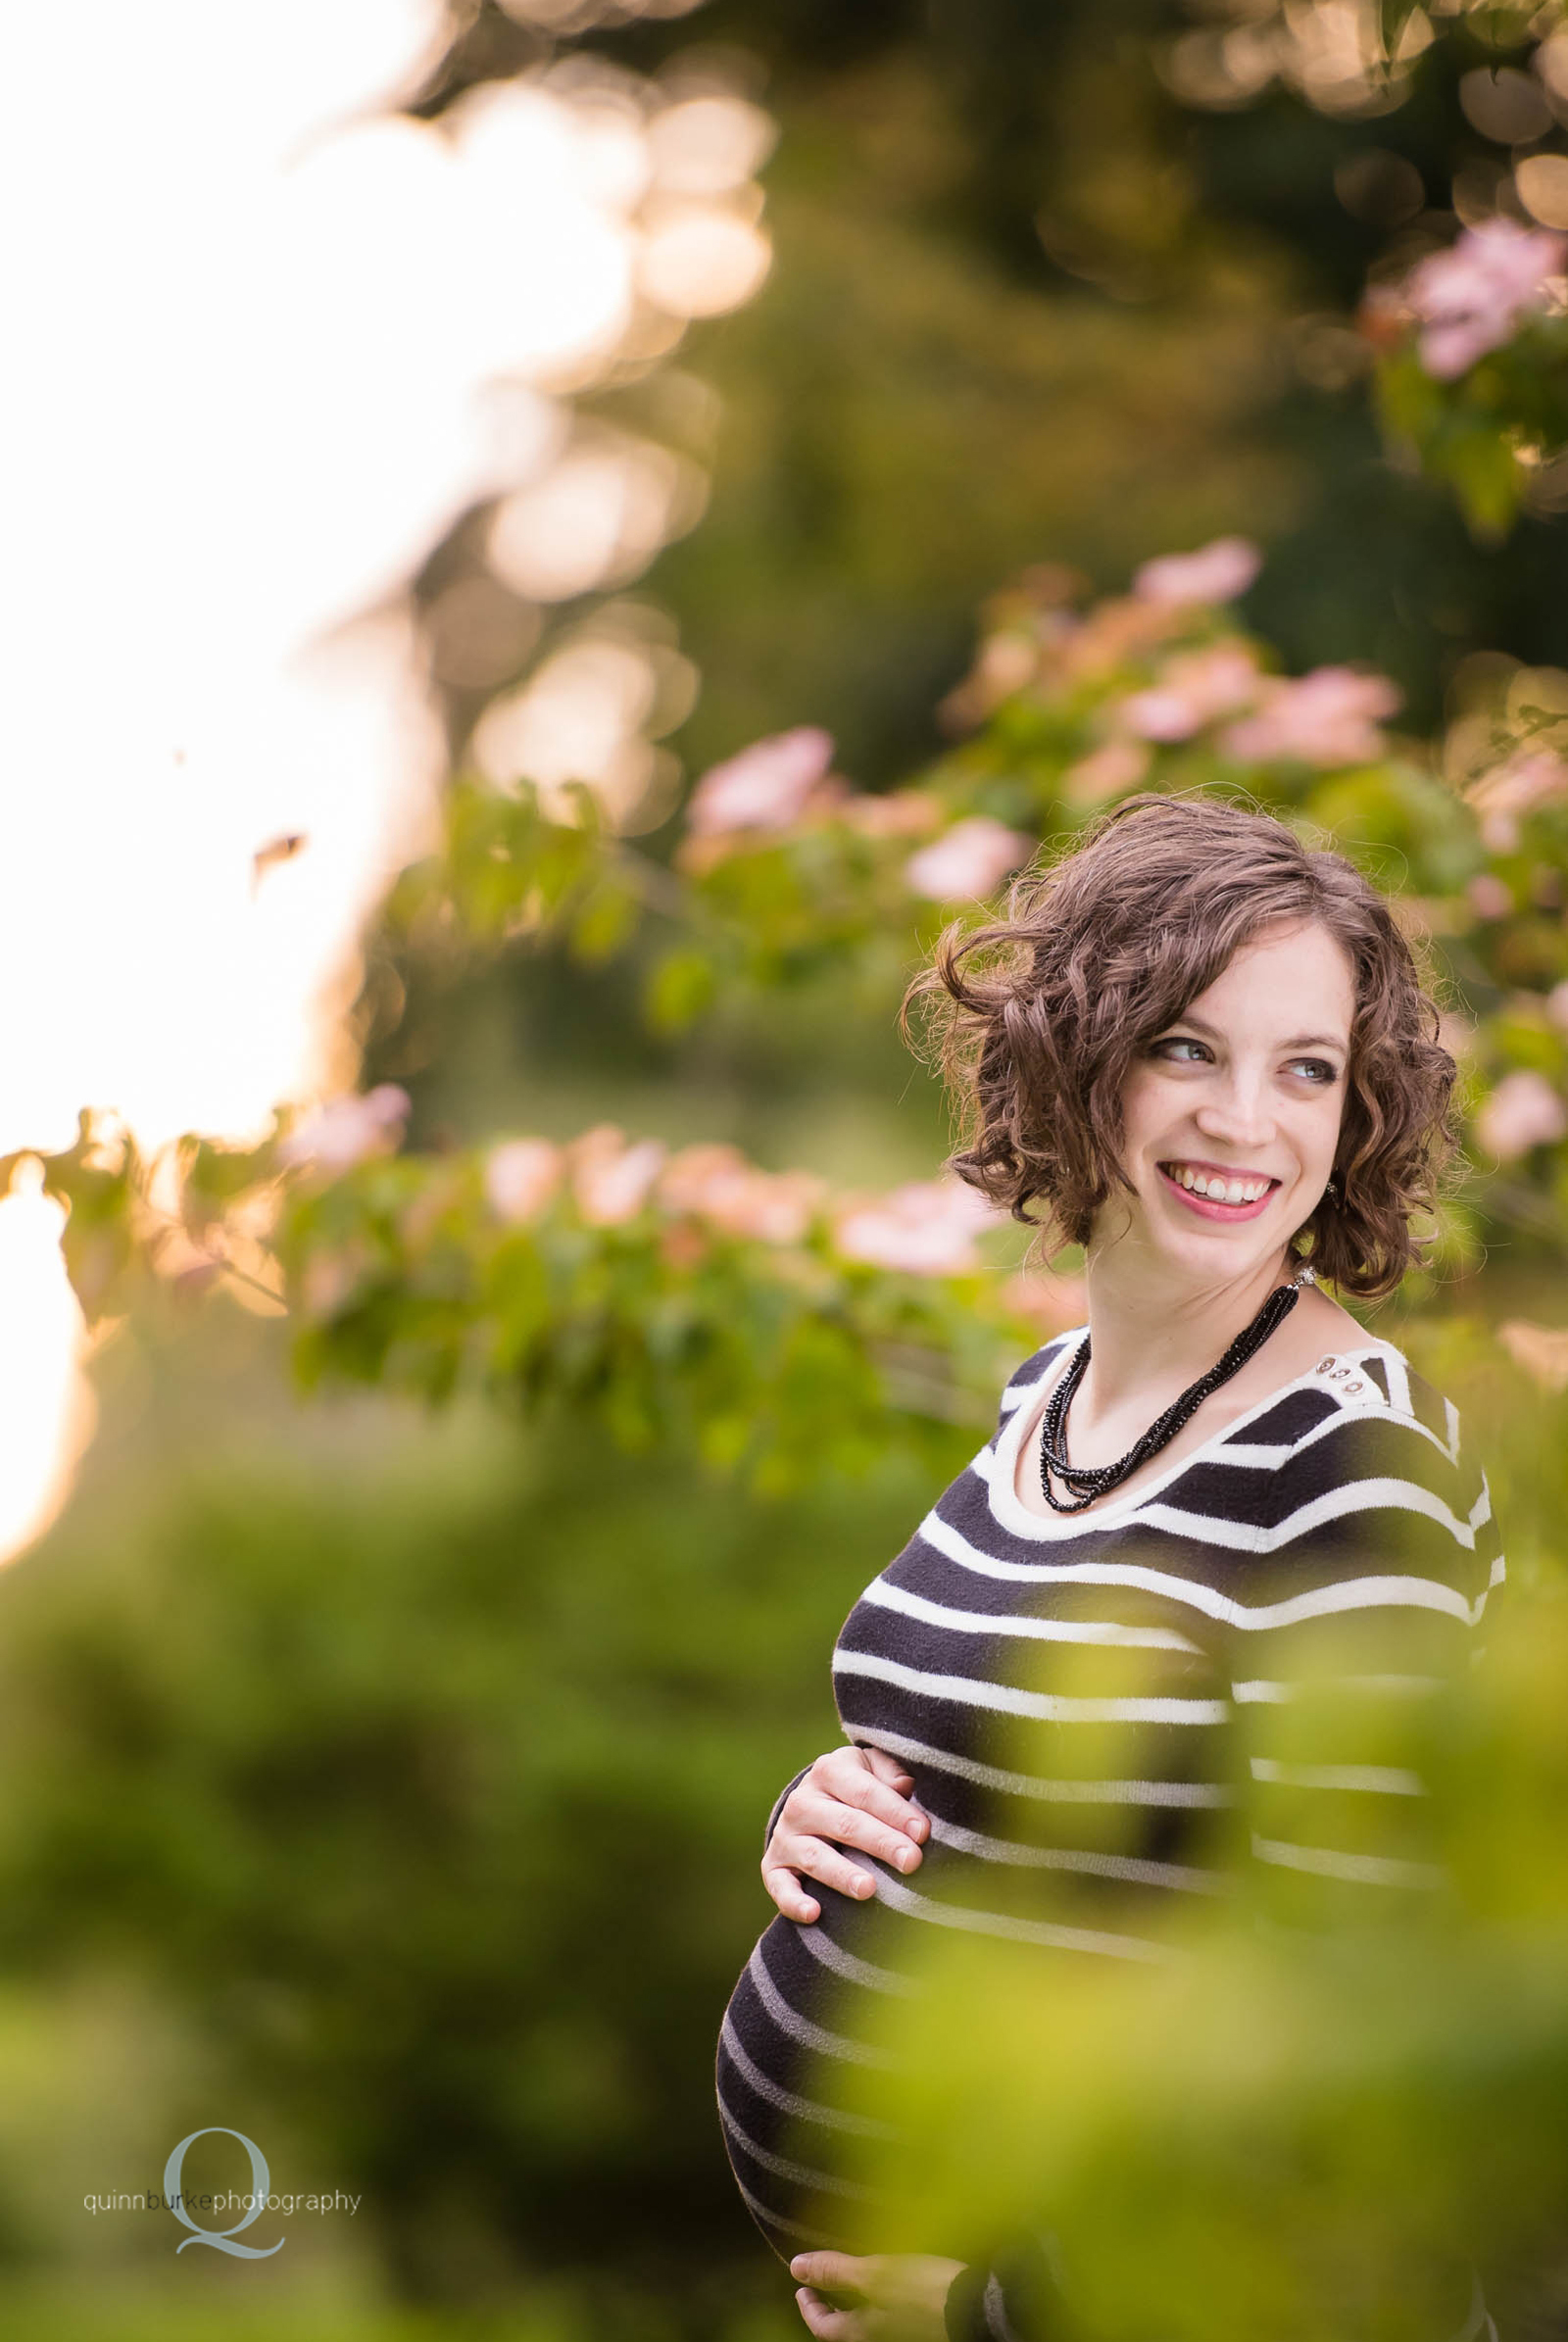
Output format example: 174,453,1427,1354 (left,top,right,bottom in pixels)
568,878,640,965
1444,425,1524,543
644,948,718,1033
